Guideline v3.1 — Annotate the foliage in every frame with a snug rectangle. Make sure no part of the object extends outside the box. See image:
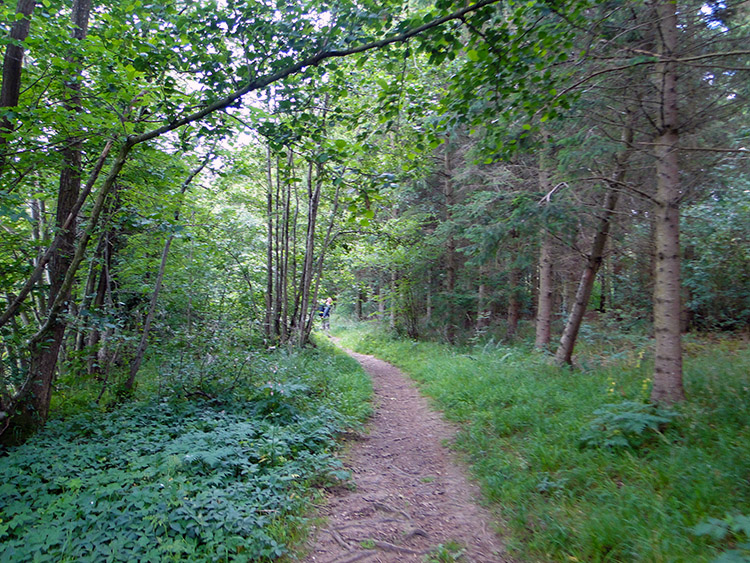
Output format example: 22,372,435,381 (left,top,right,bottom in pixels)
683,182,750,331
423,540,466,562
0,343,371,562
693,514,750,563
337,322,750,562
578,401,678,450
